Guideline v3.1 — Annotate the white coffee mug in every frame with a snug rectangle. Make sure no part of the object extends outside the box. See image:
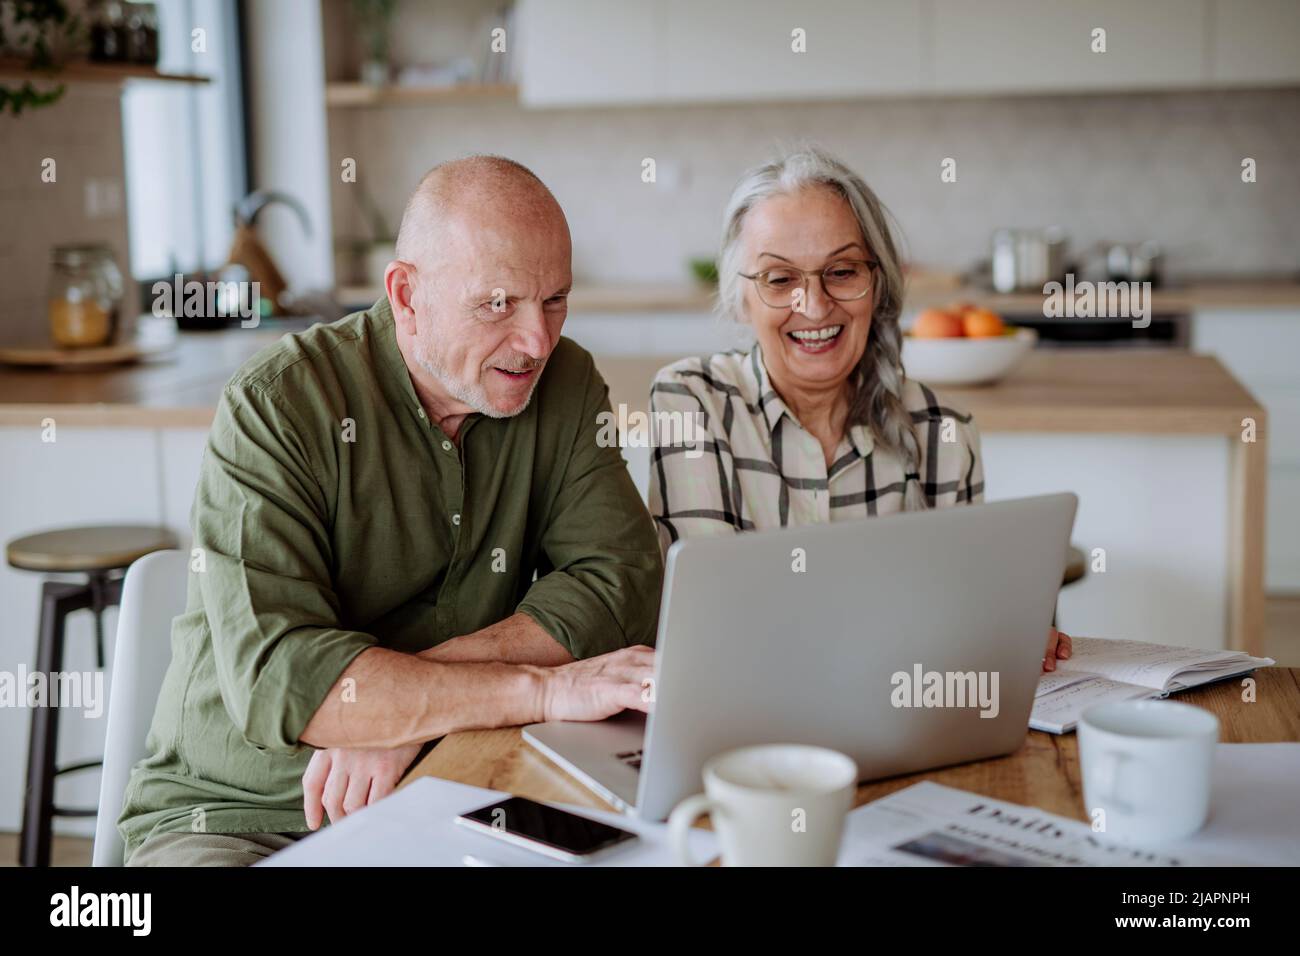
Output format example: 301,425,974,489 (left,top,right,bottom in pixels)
668,744,858,866
1078,699,1218,844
